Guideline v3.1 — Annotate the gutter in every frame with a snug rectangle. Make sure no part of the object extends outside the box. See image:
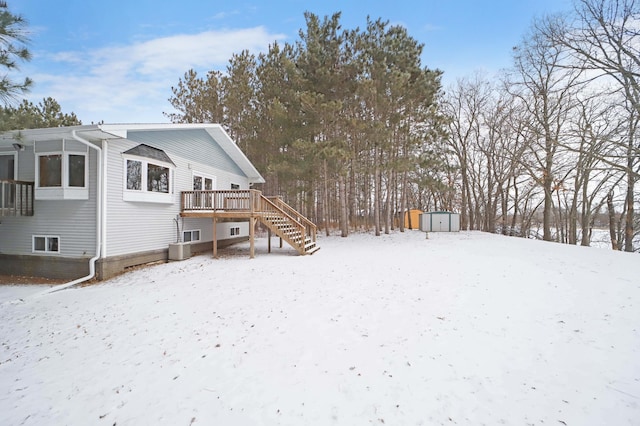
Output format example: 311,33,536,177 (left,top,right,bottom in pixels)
36,130,103,295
